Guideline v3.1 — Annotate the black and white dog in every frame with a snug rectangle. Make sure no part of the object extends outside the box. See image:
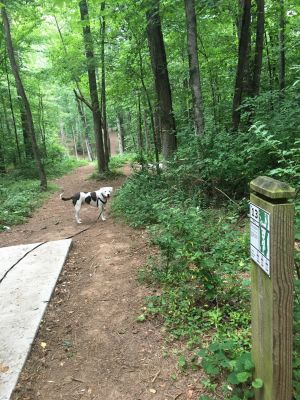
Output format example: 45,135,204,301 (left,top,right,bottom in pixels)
60,186,113,224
